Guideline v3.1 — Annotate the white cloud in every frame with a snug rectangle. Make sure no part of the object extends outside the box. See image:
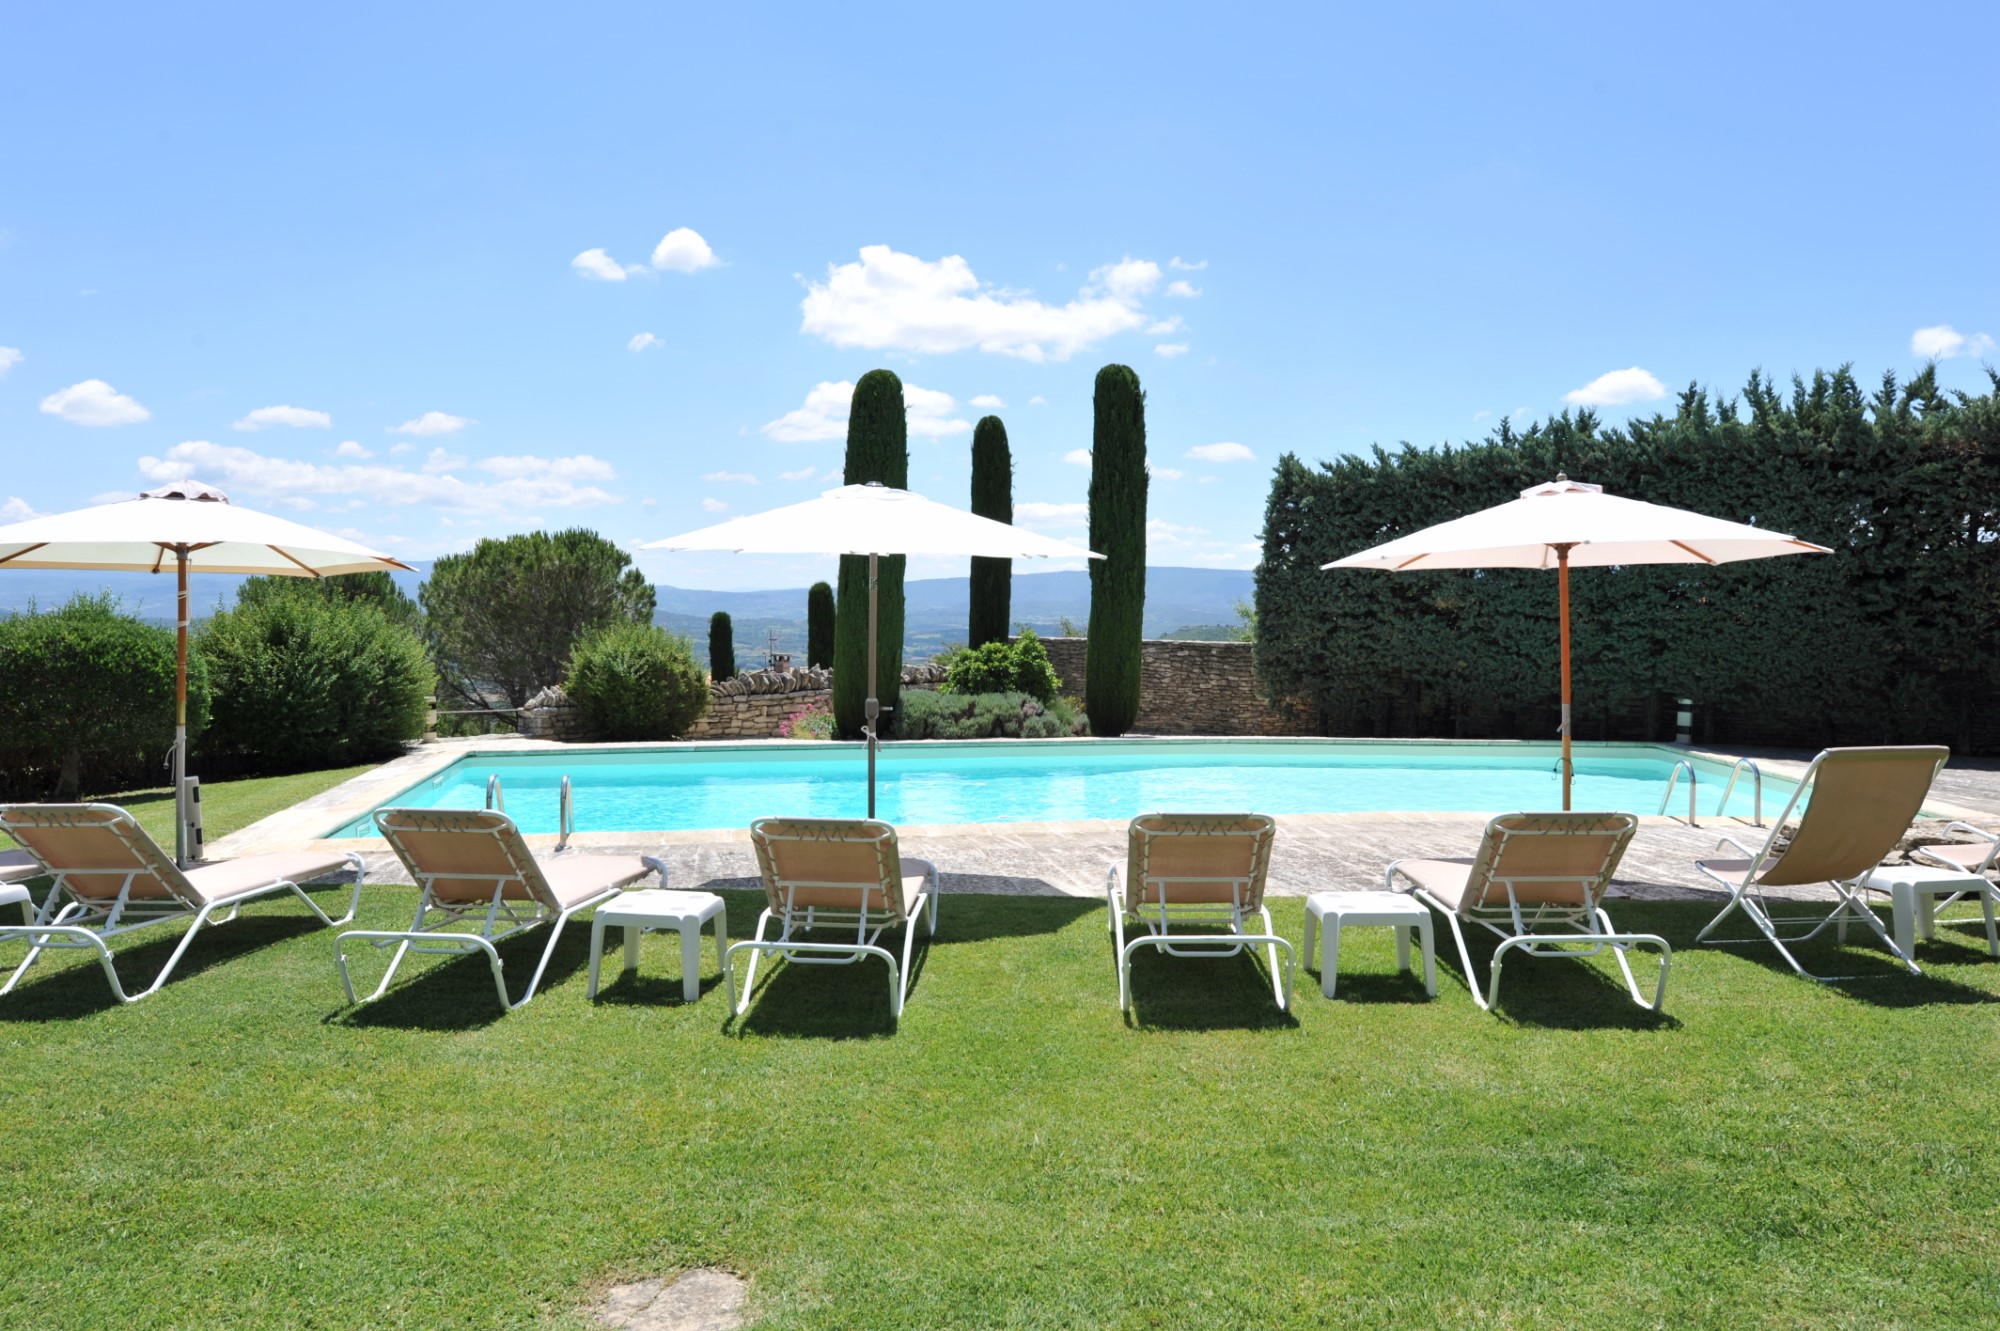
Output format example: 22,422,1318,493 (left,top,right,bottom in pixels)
652,227,719,273
701,497,728,513
1146,317,1184,335
1472,410,1492,422
1155,343,1190,358
1063,449,1091,466
1016,501,1088,528
702,470,757,484
333,440,373,459
136,440,618,515
1187,441,1254,463
1563,367,1667,407
1146,518,1208,550
798,245,1160,362
0,346,21,376
1198,475,1219,484
392,410,474,436
628,332,663,353
1165,280,1201,298
1029,395,1047,406
760,379,969,443
572,248,632,281
779,465,819,482
1150,465,1185,481
39,379,151,426
388,441,414,456
1169,257,1207,271
233,404,331,431
2,496,40,521
640,496,658,507
1911,324,1995,360
970,394,1005,409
